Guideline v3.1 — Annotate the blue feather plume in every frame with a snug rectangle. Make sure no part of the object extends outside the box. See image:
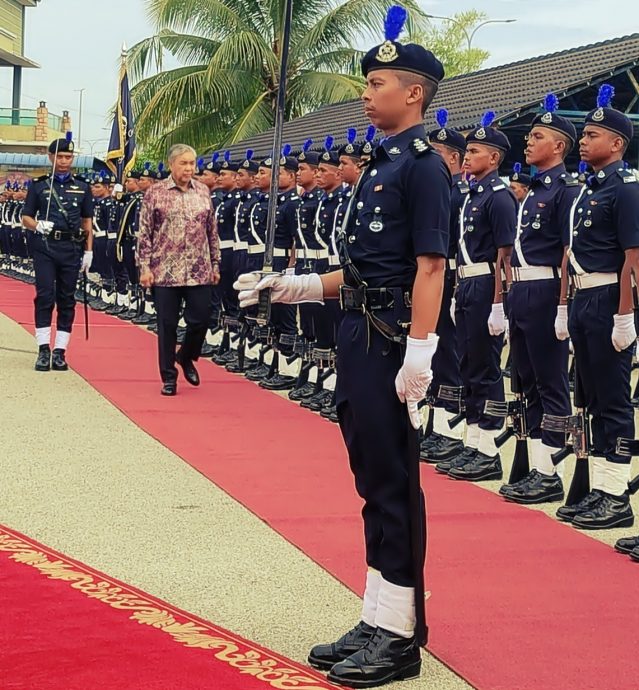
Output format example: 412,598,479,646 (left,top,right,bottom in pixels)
384,5,407,42
347,127,357,144
480,111,496,128
197,158,204,167
282,143,292,157
436,108,448,128
578,161,588,174
324,135,334,151
513,162,522,174
597,83,614,108
246,149,254,161
144,161,151,170
365,125,376,142
543,93,559,113
213,152,219,163
158,162,164,172
224,150,231,162
65,130,73,142
303,138,313,152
